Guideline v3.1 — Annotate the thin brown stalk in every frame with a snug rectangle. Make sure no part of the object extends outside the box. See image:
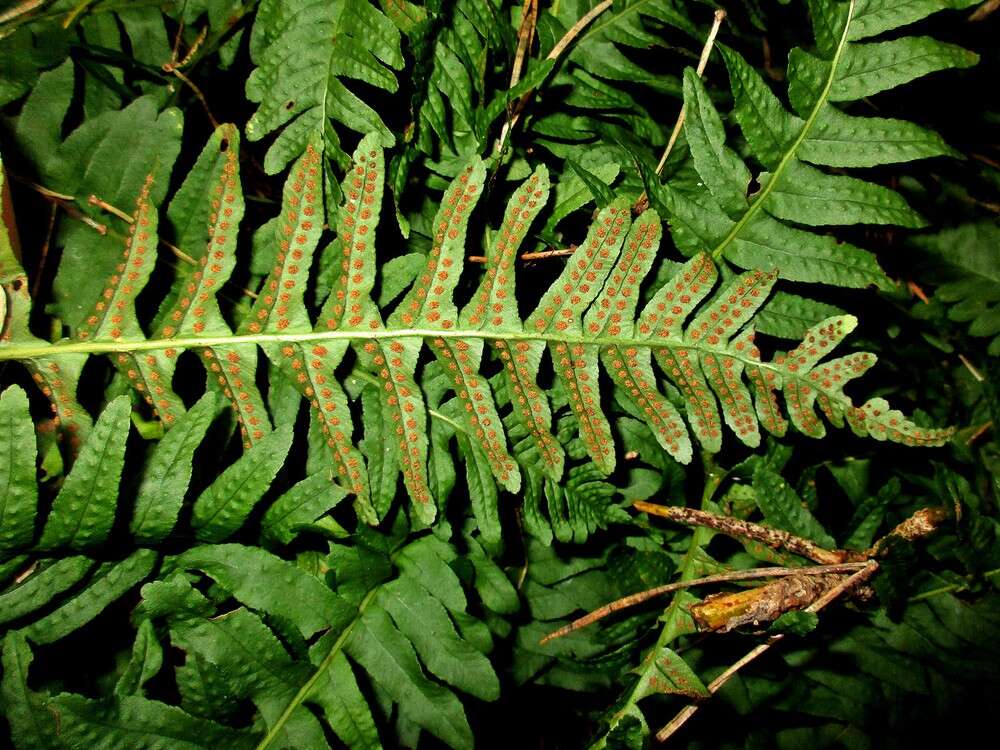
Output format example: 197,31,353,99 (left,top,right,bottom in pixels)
654,10,726,176
546,0,612,61
495,0,537,153
634,10,726,213
13,560,38,585
12,177,109,234
520,246,576,261
495,0,613,153
510,0,538,85
539,562,868,645
87,194,133,223
31,203,58,299
24,180,259,301
161,26,218,127
469,245,577,265
971,152,1000,170
970,0,1000,22
966,420,993,446
170,68,220,129
633,501,861,565
88,193,197,266
62,0,96,28
163,26,207,72
169,19,186,64
655,561,880,743
18,180,74,202
907,279,931,304
958,353,984,382
0,0,44,26
761,37,784,81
